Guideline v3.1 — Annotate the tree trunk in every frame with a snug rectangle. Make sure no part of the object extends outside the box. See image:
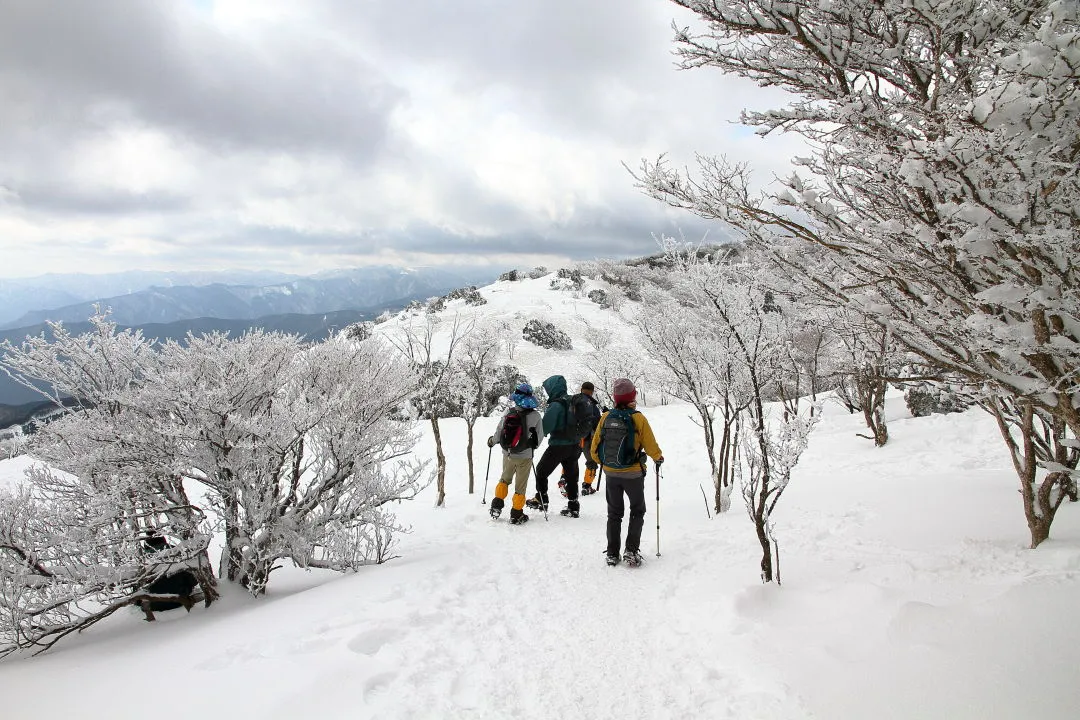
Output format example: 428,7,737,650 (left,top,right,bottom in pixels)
220,497,242,582
193,554,219,606
989,400,1071,548
239,556,274,597
714,414,737,514
856,368,889,446
431,416,447,507
755,512,774,583
749,390,776,583
466,421,476,494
